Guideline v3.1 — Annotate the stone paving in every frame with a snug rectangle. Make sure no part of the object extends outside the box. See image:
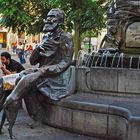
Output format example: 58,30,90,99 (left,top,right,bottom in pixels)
0,109,105,140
